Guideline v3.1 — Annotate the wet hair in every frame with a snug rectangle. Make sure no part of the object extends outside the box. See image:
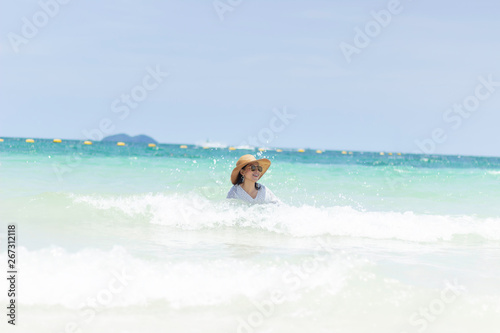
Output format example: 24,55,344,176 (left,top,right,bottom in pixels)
235,164,262,190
